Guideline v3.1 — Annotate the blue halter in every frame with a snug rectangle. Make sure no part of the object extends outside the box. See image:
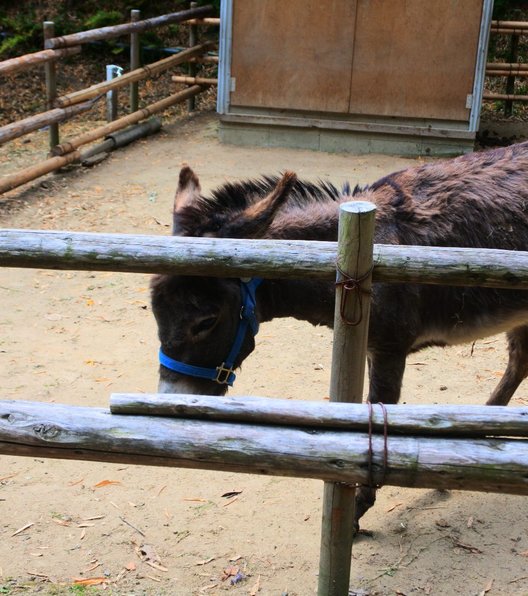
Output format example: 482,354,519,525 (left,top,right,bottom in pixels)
158,278,263,387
